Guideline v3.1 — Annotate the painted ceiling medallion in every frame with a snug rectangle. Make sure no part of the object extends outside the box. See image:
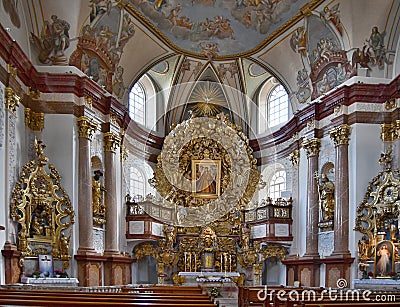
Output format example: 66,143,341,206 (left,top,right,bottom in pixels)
123,0,323,59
